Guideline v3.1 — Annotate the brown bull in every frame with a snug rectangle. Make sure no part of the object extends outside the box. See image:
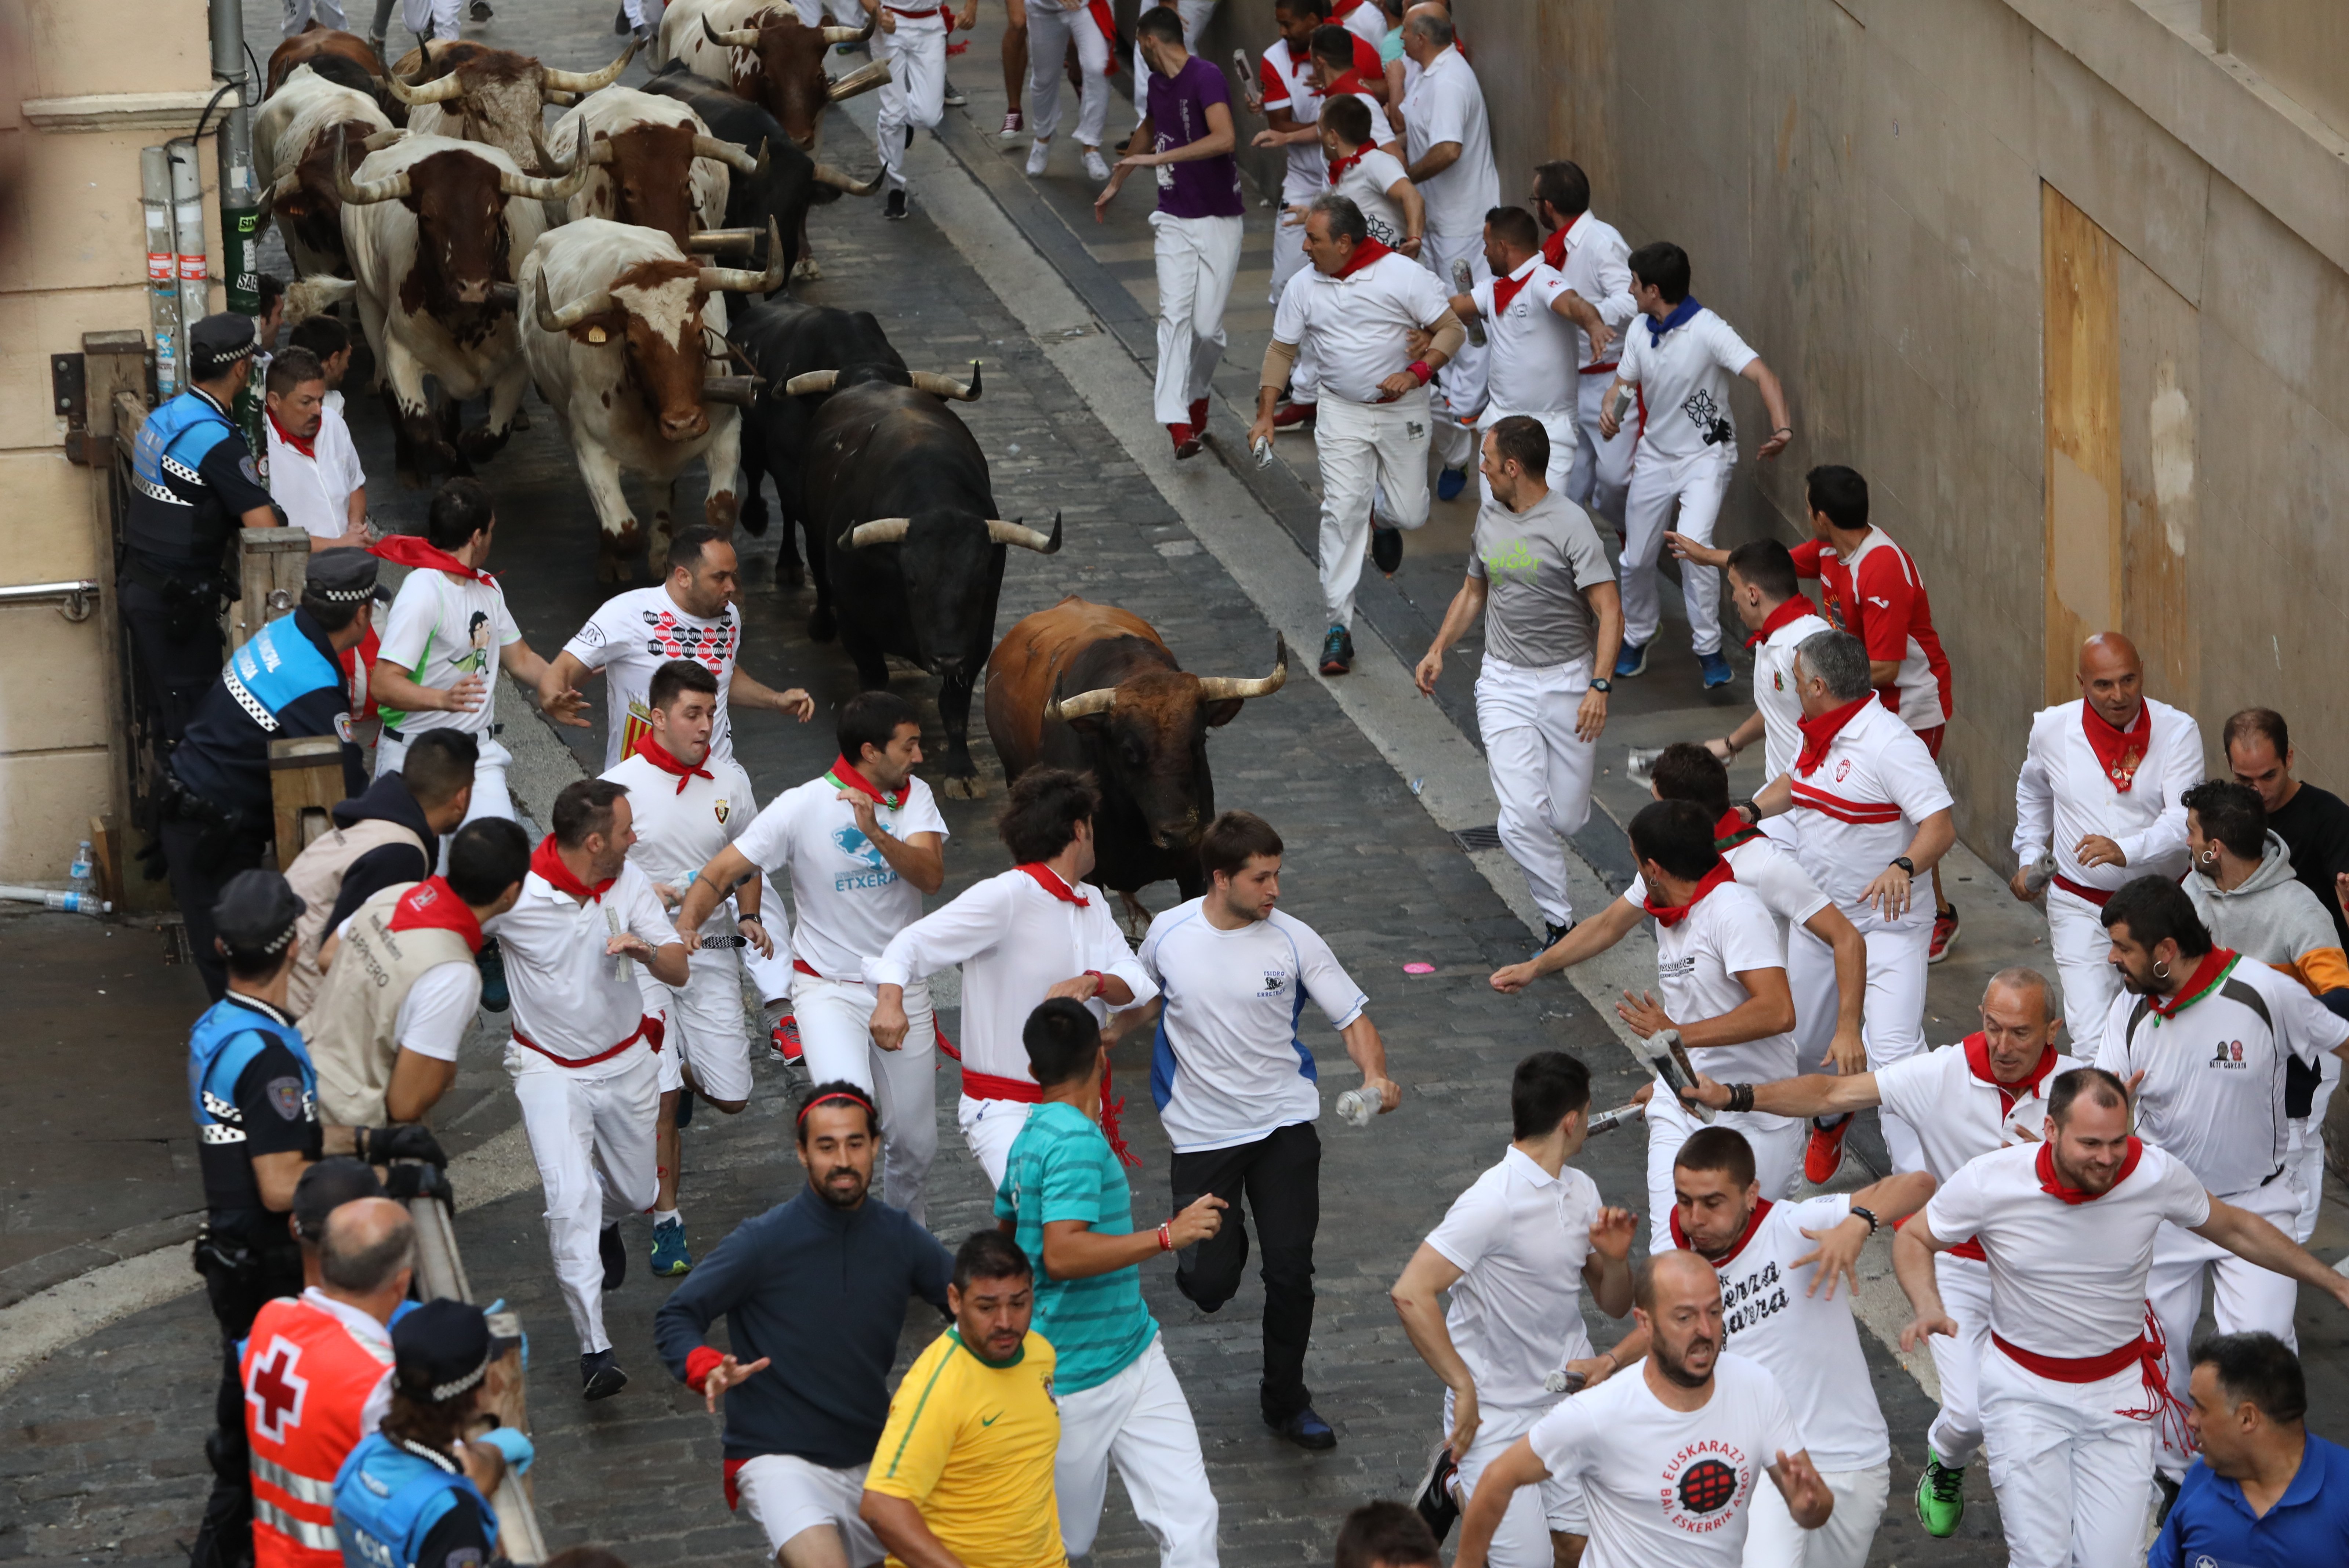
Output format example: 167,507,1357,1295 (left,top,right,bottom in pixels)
697,10,887,150
386,38,636,174
985,596,1287,927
